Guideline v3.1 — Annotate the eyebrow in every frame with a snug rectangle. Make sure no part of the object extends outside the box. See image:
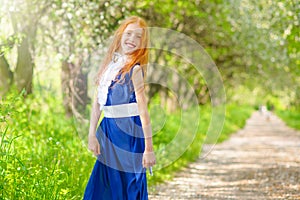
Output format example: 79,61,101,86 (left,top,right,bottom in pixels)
125,30,143,35
126,28,143,32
